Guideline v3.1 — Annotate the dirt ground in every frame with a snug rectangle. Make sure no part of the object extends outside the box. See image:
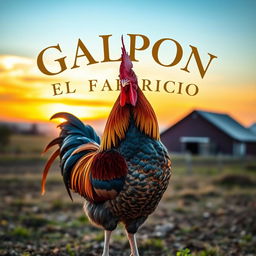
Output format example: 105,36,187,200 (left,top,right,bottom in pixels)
0,148,256,256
